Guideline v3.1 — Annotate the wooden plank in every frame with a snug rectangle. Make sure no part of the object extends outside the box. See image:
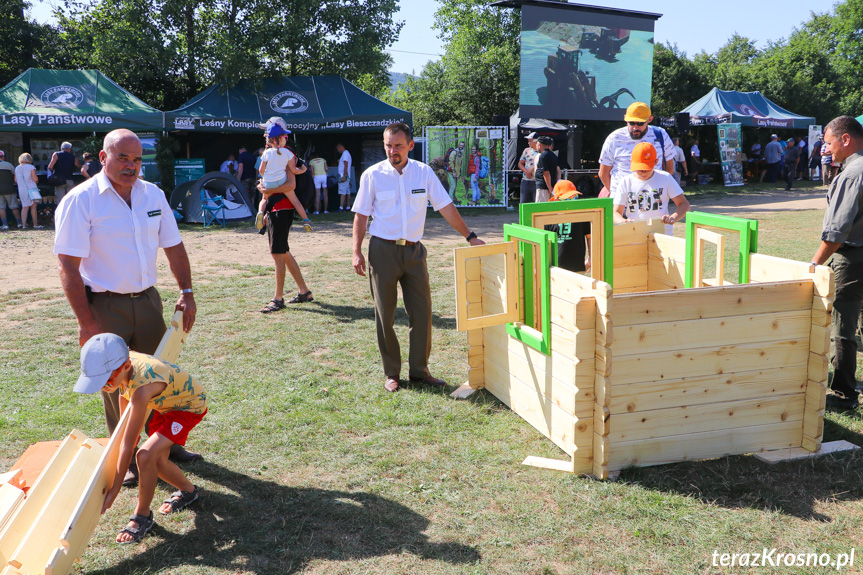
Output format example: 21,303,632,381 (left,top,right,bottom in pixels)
614,280,814,326
611,339,809,385
614,311,813,356
608,421,803,471
614,264,647,290
522,454,592,475
593,433,609,479
0,432,86,557
647,255,686,291
808,352,829,383
550,295,596,331
613,219,664,246
594,406,611,437
485,324,596,390
694,227,725,288
455,243,517,331
152,310,188,365
595,375,611,408
805,380,827,412
607,394,804,443
484,359,582,454
649,232,686,263
0,485,24,534
550,266,598,302
467,329,483,346
750,253,833,298
8,438,104,570
607,366,807,414
754,440,859,464
0,471,23,490
550,322,595,362
613,243,647,268
802,408,824,443
484,329,594,417
465,280,482,303
465,255,481,281
808,323,830,356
